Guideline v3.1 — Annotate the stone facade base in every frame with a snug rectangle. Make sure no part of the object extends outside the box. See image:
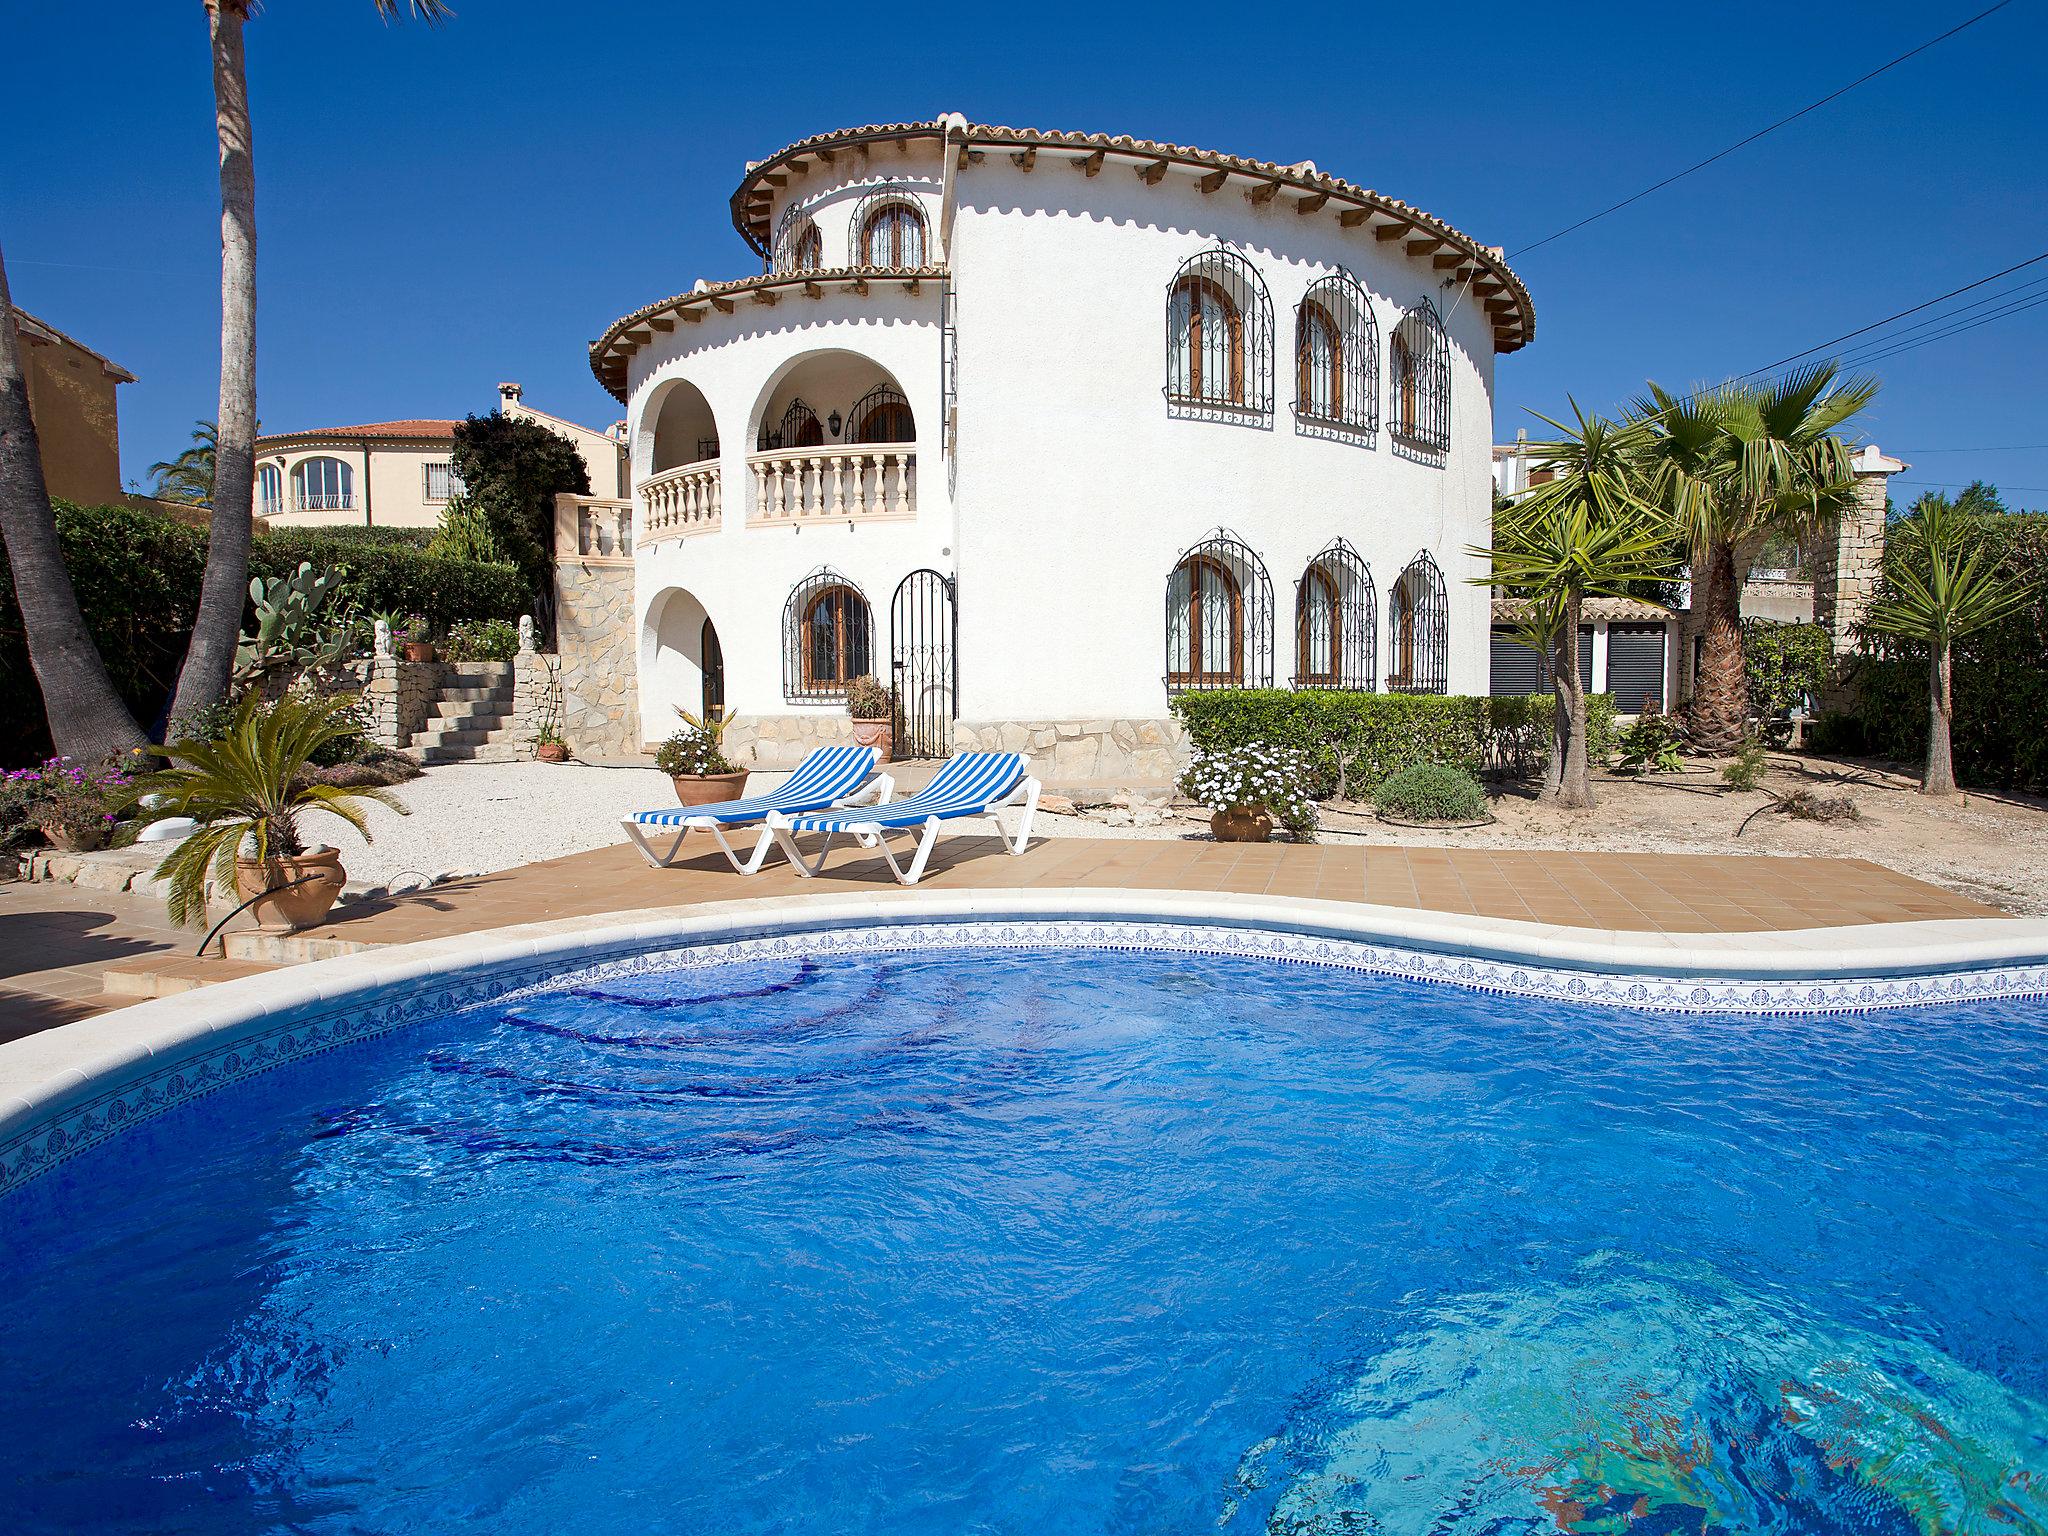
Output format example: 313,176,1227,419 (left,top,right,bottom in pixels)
359,656,440,748
951,718,1186,785
722,713,857,769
